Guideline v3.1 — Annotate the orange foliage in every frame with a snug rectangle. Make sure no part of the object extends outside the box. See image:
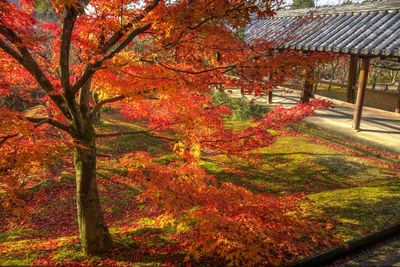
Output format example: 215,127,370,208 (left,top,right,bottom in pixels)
0,108,68,208
119,147,337,266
